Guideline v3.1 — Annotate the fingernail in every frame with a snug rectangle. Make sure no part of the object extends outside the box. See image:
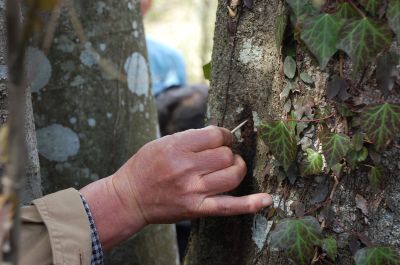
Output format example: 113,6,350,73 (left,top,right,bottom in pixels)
262,196,272,207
